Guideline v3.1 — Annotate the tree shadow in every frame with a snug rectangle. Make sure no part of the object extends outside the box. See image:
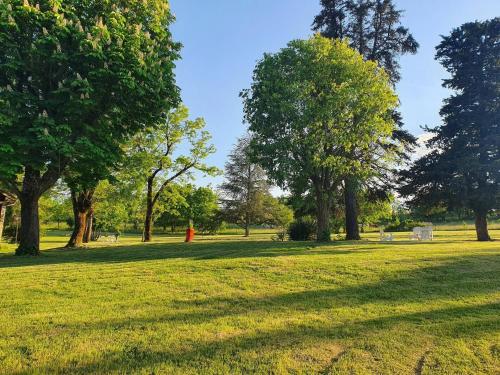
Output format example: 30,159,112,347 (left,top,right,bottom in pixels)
0,240,359,268
31,253,499,374
45,254,499,331
0,236,469,269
